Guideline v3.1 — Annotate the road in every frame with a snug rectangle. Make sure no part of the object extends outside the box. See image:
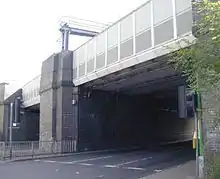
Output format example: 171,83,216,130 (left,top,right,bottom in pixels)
0,146,195,179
